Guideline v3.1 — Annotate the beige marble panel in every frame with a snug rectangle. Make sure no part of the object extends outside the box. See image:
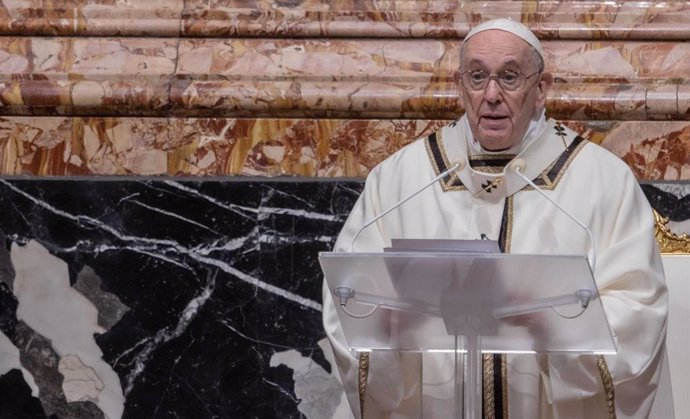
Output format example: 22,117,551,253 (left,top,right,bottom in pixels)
0,116,687,181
